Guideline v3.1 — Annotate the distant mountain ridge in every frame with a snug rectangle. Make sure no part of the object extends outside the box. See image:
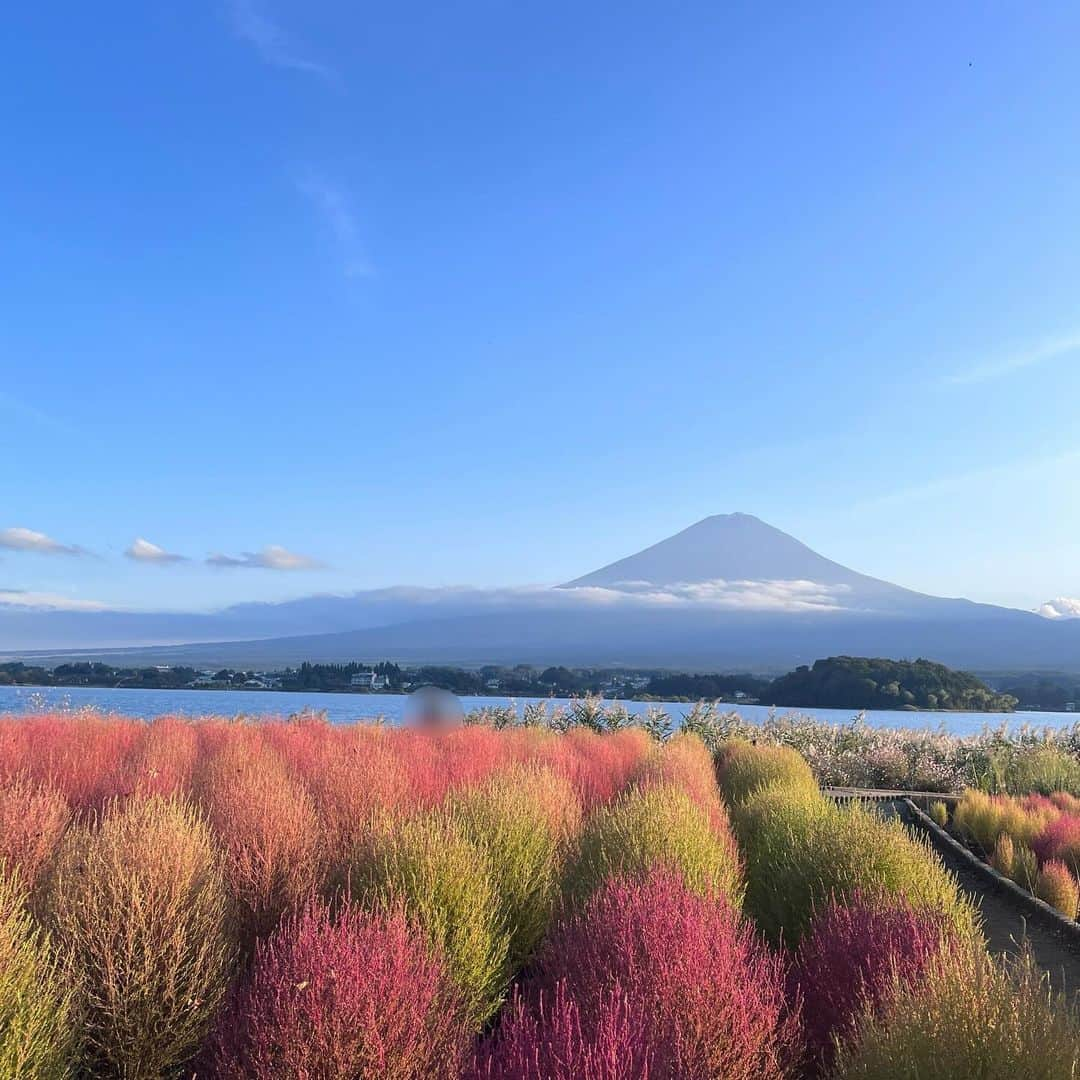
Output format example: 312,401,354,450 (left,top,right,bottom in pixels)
3,513,1079,671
